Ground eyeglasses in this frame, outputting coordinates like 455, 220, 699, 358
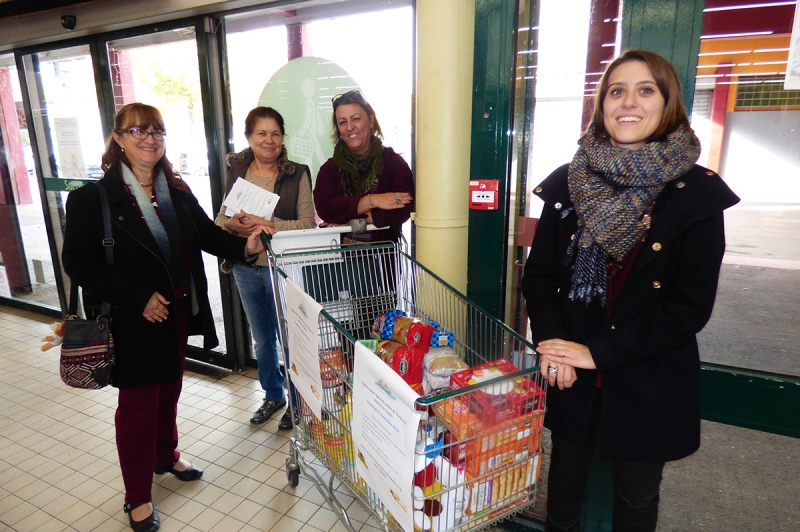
116, 128, 167, 141
331, 90, 364, 105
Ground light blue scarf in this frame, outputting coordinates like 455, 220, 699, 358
119, 164, 194, 315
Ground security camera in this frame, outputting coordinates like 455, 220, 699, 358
61, 15, 77, 31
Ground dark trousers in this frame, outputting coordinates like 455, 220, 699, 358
546, 389, 665, 532
116, 287, 190, 504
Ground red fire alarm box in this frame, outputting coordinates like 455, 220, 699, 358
469, 179, 500, 210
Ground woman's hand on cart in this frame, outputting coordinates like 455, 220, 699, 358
246, 225, 276, 254
538, 339, 595, 389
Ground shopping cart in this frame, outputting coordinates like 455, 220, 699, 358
265, 231, 546, 532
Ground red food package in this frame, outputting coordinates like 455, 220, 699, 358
376, 340, 424, 385
390, 317, 434, 352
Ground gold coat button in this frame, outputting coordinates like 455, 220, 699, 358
570, 233, 575, 241
534, 187, 543, 193
118, 216, 124, 221
706, 170, 714, 176
554, 202, 562, 210
652, 281, 662, 289
610, 325, 616, 330
675, 181, 685, 189
652, 242, 662, 251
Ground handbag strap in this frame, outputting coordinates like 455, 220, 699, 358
67, 182, 114, 318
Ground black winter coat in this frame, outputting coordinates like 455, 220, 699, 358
62, 167, 253, 388
522, 164, 739, 462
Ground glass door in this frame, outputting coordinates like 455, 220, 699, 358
103, 26, 229, 356
17, 44, 107, 310
0, 52, 63, 310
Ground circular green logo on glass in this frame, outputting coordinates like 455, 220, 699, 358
258, 56, 359, 185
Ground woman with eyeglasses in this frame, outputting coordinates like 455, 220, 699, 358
215, 106, 316, 430
314, 90, 414, 242
62, 103, 271, 532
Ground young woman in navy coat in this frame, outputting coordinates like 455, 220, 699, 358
521, 51, 739, 532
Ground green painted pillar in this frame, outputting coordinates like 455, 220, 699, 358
622, 0, 705, 114
467, 0, 517, 319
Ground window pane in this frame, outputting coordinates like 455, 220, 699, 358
692, 1, 800, 377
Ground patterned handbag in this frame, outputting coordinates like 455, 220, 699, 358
60, 182, 115, 389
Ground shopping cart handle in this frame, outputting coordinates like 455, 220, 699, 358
347, 219, 388, 234
260, 230, 272, 250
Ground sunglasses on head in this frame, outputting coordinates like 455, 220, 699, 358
331, 89, 366, 106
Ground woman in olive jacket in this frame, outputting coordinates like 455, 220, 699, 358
521, 51, 739, 532
62, 103, 269, 532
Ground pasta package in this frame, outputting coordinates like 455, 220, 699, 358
390, 316, 434, 351
376, 340, 424, 385
372, 309, 407, 340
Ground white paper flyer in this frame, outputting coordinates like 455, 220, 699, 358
352, 343, 421, 532
284, 279, 324, 418
223, 177, 280, 219
54, 117, 87, 178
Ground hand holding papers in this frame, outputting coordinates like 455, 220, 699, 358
223, 177, 280, 219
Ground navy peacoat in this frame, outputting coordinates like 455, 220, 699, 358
522, 163, 739, 462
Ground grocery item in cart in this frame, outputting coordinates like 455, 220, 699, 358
465, 456, 540, 520
433, 454, 468, 530
431, 396, 482, 441
371, 309, 406, 340
422, 347, 469, 392
320, 348, 343, 387
430, 330, 455, 347
390, 316, 434, 351
449, 359, 545, 426
377, 340, 424, 385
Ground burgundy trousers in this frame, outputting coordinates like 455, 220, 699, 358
116, 287, 190, 504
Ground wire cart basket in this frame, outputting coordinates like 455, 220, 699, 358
267, 233, 546, 532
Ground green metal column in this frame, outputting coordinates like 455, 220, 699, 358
622, 0, 705, 114
467, 0, 517, 319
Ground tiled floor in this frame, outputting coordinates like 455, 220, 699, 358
0, 305, 392, 532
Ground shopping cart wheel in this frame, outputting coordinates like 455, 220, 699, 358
287, 467, 300, 488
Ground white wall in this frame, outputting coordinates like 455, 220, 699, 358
720, 110, 800, 203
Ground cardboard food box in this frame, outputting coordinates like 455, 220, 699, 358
465, 456, 540, 519
468, 409, 544, 457
431, 396, 482, 441
449, 359, 544, 426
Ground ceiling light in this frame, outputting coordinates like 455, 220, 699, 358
704, 1, 795, 12
753, 47, 790, 53
698, 50, 752, 56
701, 31, 773, 39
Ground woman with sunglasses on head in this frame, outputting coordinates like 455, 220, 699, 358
521, 51, 739, 531
215, 106, 316, 430
62, 103, 272, 532
314, 90, 414, 242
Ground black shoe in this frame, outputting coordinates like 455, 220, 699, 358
278, 408, 297, 430
124, 502, 160, 532
153, 461, 203, 481
251, 398, 287, 424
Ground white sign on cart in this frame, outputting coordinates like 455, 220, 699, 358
352, 343, 421, 532
284, 279, 325, 418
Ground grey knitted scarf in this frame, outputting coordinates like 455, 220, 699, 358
566, 123, 701, 306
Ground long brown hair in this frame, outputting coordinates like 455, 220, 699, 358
102, 103, 187, 192
591, 50, 690, 143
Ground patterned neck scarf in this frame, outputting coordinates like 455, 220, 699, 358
333, 136, 385, 196
566, 123, 701, 306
